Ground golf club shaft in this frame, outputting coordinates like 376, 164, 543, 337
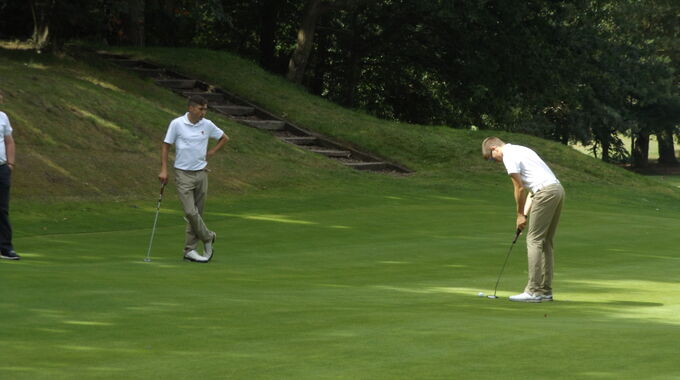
144, 206, 162, 261
491, 228, 522, 297
144, 183, 166, 262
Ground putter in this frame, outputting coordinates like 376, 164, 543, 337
143, 182, 167, 263
488, 228, 522, 299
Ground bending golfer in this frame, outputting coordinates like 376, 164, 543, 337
483, 137, 565, 302
159, 95, 229, 263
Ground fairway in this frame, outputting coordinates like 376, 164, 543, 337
3, 1, 680, 378
3, 179, 680, 380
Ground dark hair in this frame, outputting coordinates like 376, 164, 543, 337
188, 95, 208, 107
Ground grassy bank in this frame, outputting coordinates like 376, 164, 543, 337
1, 45, 680, 379
0, 48, 350, 200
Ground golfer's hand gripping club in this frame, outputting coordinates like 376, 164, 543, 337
512, 227, 522, 244
157, 182, 166, 204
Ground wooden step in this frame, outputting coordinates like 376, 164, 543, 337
96, 51, 412, 174
239, 120, 286, 130
131, 67, 165, 77
342, 161, 390, 171
182, 91, 224, 102
212, 105, 254, 116
98, 52, 130, 60
280, 136, 317, 145
307, 148, 351, 158
110, 58, 145, 67
155, 79, 198, 89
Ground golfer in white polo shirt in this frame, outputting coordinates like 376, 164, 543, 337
0, 90, 19, 261
159, 95, 229, 263
482, 137, 565, 302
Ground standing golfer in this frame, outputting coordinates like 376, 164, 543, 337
483, 137, 564, 302
0, 90, 19, 260
159, 95, 228, 263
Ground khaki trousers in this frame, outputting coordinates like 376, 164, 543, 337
175, 169, 213, 253
524, 183, 565, 295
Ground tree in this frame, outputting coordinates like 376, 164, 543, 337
259, 0, 285, 71
122, 0, 146, 47
287, 0, 334, 83
28, 0, 53, 49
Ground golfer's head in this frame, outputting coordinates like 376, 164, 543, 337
482, 136, 505, 162
188, 95, 208, 121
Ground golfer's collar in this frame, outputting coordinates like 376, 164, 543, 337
182, 113, 202, 126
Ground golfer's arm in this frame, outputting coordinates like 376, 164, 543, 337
510, 174, 527, 216
208, 134, 229, 155
5, 135, 15, 166
160, 142, 170, 171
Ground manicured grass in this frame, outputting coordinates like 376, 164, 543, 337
3, 177, 680, 379
649, 175, 680, 189
2, 45, 679, 379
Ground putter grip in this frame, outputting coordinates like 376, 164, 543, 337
157, 182, 167, 202
513, 228, 522, 244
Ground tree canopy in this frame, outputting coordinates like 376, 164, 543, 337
1, 0, 678, 166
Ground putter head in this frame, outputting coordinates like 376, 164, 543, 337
487, 295, 499, 299
143, 258, 152, 263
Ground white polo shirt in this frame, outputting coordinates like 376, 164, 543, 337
0, 111, 12, 164
502, 143, 559, 193
164, 113, 224, 171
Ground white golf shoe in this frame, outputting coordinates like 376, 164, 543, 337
183, 249, 208, 263
509, 292, 542, 303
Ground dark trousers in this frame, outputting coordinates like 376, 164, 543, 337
0, 164, 12, 253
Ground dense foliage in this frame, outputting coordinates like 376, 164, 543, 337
1, 0, 678, 165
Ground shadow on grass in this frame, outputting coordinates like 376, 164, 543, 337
370, 283, 679, 325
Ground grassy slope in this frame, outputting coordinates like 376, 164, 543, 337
0, 48, 347, 201
113, 48, 678, 191
2, 46, 678, 204
1, 47, 680, 379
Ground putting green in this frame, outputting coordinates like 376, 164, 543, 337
2, 180, 680, 380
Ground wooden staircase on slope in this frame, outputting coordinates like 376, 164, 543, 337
100, 52, 411, 174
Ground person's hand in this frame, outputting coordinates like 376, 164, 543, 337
158, 169, 168, 184
516, 214, 527, 231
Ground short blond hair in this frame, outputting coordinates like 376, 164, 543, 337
481, 136, 505, 159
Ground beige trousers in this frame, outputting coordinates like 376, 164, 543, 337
524, 183, 565, 295
175, 169, 213, 253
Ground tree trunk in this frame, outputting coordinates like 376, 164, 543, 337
29, 0, 52, 49
341, 12, 362, 108
259, 0, 280, 71
123, 0, 146, 47
657, 127, 678, 165
287, 0, 331, 84
631, 131, 650, 167
308, 28, 328, 95
601, 138, 610, 162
